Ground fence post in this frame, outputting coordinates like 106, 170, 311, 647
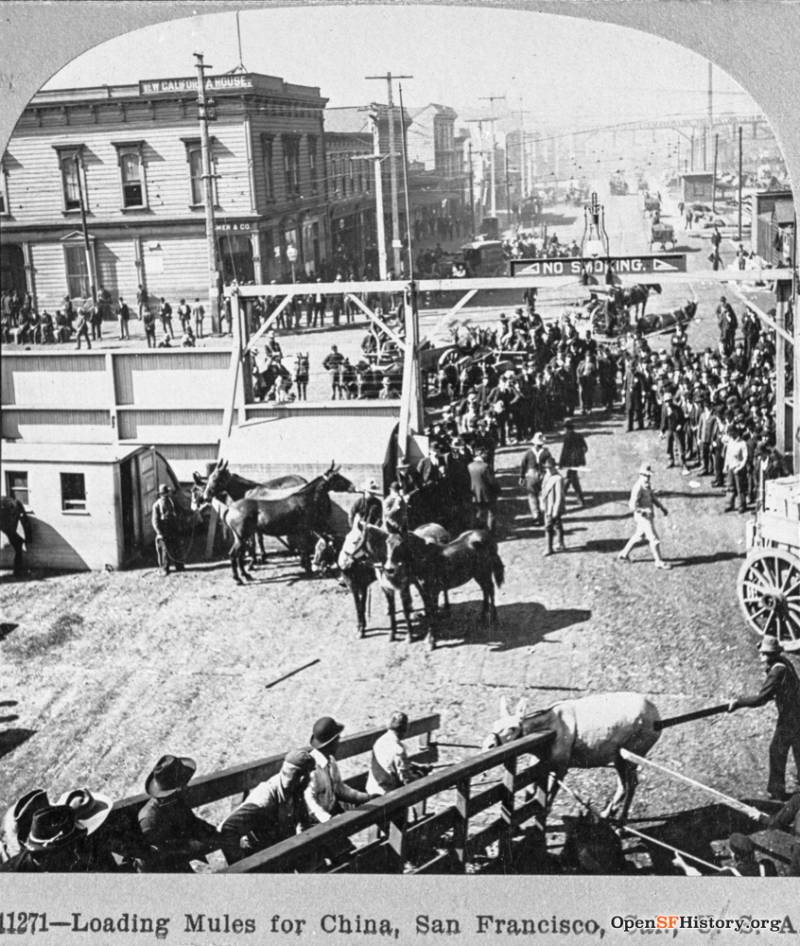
526, 766, 551, 868
386, 807, 409, 873
453, 776, 471, 872
499, 754, 517, 867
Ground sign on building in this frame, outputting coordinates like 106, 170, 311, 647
138, 75, 254, 96
510, 255, 687, 277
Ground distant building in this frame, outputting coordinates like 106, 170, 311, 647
1, 73, 329, 312
752, 189, 795, 266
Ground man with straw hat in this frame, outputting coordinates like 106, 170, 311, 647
728, 636, 800, 800
617, 463, 671, 569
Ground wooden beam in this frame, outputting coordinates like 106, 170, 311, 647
345, 291, 407, 352
729, 285, 793, 344
423, 288, 479, 342
620, 749, 769, 824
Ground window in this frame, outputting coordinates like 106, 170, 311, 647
58, 150, 85, 212
283, 135, 300, 196
113, 141, 147, 209
261, 135, 275, 199
60, 472, 86, 511
5, 471, 29, 506
188, 147, 204, 205
64, 243, 91, 299
307, 136, 318, 194
0, 157, 8, 215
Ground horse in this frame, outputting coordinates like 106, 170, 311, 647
336, 521, 450, 641
617, 284, 662, 322
1, 496, 32, 575
383, 528, 505, 649
481, 693, 661, 823
223, 463, 353, 583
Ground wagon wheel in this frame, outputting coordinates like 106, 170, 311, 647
737, 548, 800, 651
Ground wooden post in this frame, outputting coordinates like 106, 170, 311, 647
499, 755, 517, 867
453, 776, 471, 871
386, 808, 408, 872
526, 767, 551, 867
776, 298, 786, 455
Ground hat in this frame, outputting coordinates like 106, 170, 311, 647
25, 805, 86, 852
281, 749, 315, 776
57, 789, 112, 836
310, 716, 344, 749
639, 463, 653, 476
4, 789, 50, 847
759, 635, 781, 654
728, 833, 755, 858
362, 479, 382, 497
145, 754, 197, 797
532, 432, 545, 446
503, 370, 515, 380
158, 483, 171, 496
564, 420, 574, 429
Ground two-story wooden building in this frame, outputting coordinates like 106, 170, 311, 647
1, 72, 329, 313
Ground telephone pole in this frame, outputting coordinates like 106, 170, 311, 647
468, 141, 476, 236
194, 53, 221, 333
352, 110, 389, 280
480, 94, 505, 218
366, 72, 412, 277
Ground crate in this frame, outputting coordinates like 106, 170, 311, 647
764, 475, 800, 522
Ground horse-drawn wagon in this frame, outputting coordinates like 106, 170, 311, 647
643, 193, 661, 214
737, 475, 800, 651
649, 221, 675, 250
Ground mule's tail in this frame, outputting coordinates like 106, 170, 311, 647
18, 502, 32, 546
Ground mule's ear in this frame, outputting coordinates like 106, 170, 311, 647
514, 698, 527, 718
500, 696, 510, 718
192, 471, 203, 485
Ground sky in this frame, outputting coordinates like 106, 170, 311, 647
42, 4, 759, 133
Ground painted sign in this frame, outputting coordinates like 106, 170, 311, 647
510, 254, 687, 277
139, 74, 254, 96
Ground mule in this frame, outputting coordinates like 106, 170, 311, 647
223, 463, 353, 583
195, 462, 307, 563
617, 283, 662, 322
337, 522, 450, 641
0, 496, 32, 575
383, 528, 505, 649
481, 693, 661, 823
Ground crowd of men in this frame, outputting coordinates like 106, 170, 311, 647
0, 712, 430, 873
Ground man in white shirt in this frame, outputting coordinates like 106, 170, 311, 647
367, 712, 429, 795
723, 424, 749, 513
304, 717, 371, 825
617, 463, 671, 569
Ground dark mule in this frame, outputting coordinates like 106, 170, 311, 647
223, 463, 353, 583
1, 497, 32, 575
618, 283, 661, 321
384, 528, 505, 649
337, 522, 450, 641
195, 461, 307, 562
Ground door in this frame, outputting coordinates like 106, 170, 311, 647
120, 457, 136, 561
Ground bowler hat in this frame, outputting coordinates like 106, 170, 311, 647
57, 788, 112, 836
759, 635, 781, 655
25, 805, 86, 852
310, 716, 344, 749
145, 754, 197, 797
158, 483, 171, 496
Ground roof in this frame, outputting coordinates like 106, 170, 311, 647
1, 441, 144, 465
224, 413, 398, 468
324, 107, 372, 135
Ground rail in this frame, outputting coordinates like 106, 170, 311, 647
224, 730, 555, 874
106, 713, 440, 834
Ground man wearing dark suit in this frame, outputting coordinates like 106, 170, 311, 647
623, 361, 644, 432
468, 449, 500, 534
659, 392, 687, 469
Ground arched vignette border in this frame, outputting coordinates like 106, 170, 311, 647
0, 1, 798, 195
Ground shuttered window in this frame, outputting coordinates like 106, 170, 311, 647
64, 244, 90, 299
60, 154, 82, 211
5, 471, 29, 507
189, 147, 204, 205
283, 136, 301, 196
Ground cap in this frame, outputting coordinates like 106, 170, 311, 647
759, 635, 781, 654
281, 749, 315, 776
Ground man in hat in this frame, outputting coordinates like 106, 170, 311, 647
219, 749, 315, 865
138, 754, 218, 871
519, 433, 552, 526
659, 391, 688, 471
728, 636, 800, 800
1, 789, 49, 861
57, 787, 134, 871
559, 420, 588, 506
305, 717, 372, 825
367, 712, 430, 796
617, 463, 671, 569
383, 480, 410, 534
468, 447, 500, 534
0, 805, 88, 872
349, 479, 384, 528
151, 484, 184, 575
541, 455, 566, 556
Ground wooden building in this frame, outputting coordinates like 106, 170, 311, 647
0, 442, 180, 571
751, 189, 795, 266
1, 72, 329, 312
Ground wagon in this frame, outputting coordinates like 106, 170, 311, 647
737, 475, 800, 651
649, 221, 675, 250
643, 193, 661, 213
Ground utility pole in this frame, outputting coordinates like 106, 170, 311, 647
514, 105, 531, 201
194, 52, 221, 333
479, 94, 505, 218
707, 61, 713, 146
711, 132, 719, 213
366, 72, 412, 277
504, 150, 511, 221
73, 148, 96, 304
468, 141, 476, 236
737, 125, 743, 242
353, 111, 389, 280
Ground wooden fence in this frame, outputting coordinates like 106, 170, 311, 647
224, 730, 555, 874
